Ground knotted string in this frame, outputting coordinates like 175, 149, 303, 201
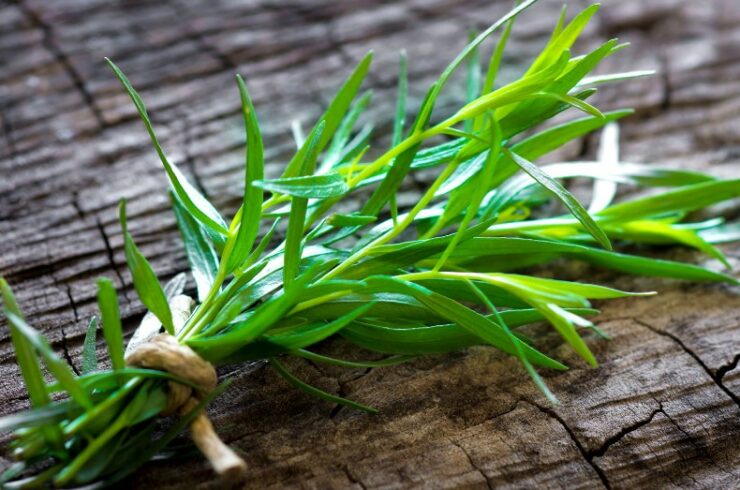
125, 334, 246, 478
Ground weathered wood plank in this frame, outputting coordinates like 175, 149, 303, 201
1, 0, 739, 487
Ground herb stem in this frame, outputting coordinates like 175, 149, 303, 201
54, 401, 132, 486
179, 268, 227, 341
321, 162, 458, 281
63, 378, 141, 437
288, 290, 353, 315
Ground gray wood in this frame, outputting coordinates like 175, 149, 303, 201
1, 0, 739, 488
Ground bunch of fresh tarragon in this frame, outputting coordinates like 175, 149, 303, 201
1, 1, 738, 487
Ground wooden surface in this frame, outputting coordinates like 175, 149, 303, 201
1, 0, 739, 488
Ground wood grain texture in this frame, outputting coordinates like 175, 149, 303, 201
1, 0, 739, 488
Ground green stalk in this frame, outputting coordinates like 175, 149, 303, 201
321, 162, 459, 281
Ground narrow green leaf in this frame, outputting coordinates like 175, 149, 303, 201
254, 173, 348, 199
363, 276, 567, 370
423, 0, 538, 122
171, 194, 219, 302
327, 213, 377, 227
597, 179, 740, 222
393, 51, 408, 147
265, 302, 375, 350
465, 280, 557, 404
1, 279, 64, 449
497, 38, 619, 134
106, 58, 228, 238
341, 308, 597, 355
226, 75, 265, 273
464, 29, 481, 132
82, 316, 99, 374
434, 119, 501, 269
5, 312, 92, 410
539, 91, 604, 119
578, 70, 655, 87
360, 81, 437, 217
271, 358, 377, 413
239, 219, 280, 272
451, 237, 736, 283
282, 52, 373, 178
294, 349, 413, 368
1, 279, 51, 409
481, 9, 515, 96
389, 51, 409, 224
538, 302, 598, 367
605, 220, 730, 268
446, 50, 570, 125
284, 122, 326, 286
504, 148, 612, 250
526, 3, 600, 75
120, 200, 174, 334
97, 278, 125, 371
322, 91, 373, 172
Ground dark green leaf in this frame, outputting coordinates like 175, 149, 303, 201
294, 349, 414, 368
271, 358, 377, 413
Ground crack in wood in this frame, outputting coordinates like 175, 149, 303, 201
0, 111, 18, 164
716, 352, 740, 381
170, 1, 238, 72
61, 284, 81, 375
589, 404, 663, 459
342, 466, 367, 490
634, 318, 740, 409
10, 0, 107, 130
524, 399, 611, 489
450, 441, 493, 490
659, 408, 721, 474
658, 55, 673, 111
330, 367, 373, 419
94, 217, 130, 304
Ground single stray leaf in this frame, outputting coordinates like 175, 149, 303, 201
106, 58, 228, 238
120, 200, 175, 334
271, 358, 377, 413
97, 278, 125, 371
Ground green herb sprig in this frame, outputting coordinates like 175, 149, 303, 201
2, 1, 739, 487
